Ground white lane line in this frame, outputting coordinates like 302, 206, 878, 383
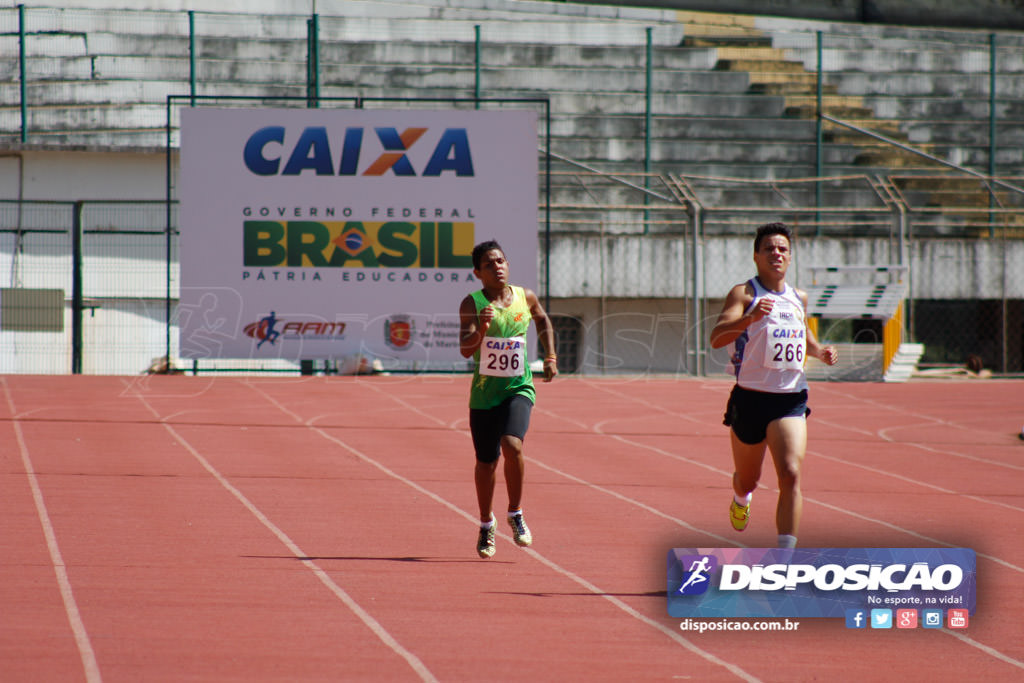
307, 422, 761, 683
582, 383, 1024, 565
814, 385, 1024, 465
581, 398, 1024, 575
574, 381, 1024, 665
943, 630, 1024, 671
807, 448, 1024, 514
527, 452, 744, 547
815, 416, 1024, 473
123, 381, 438, 683
255, 381, 761, 682
256, 378, 1024, 675
3, 378, 102, 683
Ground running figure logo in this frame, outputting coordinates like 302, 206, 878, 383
677, 555, 717, 595
256, 311, 281, 348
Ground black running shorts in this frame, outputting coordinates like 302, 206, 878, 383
723, 384, 809, 445
469, 394, 533, 463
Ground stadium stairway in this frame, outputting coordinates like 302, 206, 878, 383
675, 10, 1024, 175
883, 342, 926, 382
805, 341, 924, 382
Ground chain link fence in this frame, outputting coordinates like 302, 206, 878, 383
542, 168, 1024, 377
0, 200, 173, 374
2, 182, 1021, 375
2, 6, 1024, 375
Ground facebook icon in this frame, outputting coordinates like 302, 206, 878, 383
845, 609, 867, 629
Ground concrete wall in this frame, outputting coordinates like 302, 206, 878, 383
8, 0, 1021, 29
1, 151, 1017, 302
0, 150, 170, 201
4, 0, 677, 22
547, 233, 1024, 300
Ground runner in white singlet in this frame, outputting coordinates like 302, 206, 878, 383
710, 223, 838, 549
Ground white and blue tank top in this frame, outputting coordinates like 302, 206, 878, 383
728, 277, 809, 393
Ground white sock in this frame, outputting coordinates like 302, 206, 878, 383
733, 492, 752, 506
480, 516, 495, 529
507, 509, 522, 520
777, 534, 797, 549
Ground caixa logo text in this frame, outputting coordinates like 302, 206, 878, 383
485, 339, 524, 351
243, 126, 475, 177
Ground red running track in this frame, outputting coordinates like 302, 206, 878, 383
1, 374, 1021, 681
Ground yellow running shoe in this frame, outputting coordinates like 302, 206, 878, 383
729, 499, 750, 531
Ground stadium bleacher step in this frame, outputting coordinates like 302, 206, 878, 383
1, 0, 1022, 187
884, 343, 926, 382
683, 35, 773, 48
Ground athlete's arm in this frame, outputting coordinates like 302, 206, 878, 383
525, 288, 558, 381
459, 294, 493, 358
710, 282, 766, 348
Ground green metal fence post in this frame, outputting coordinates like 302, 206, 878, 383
692, 207, 703, 376
644, 27, 652, 234
72, 201, 84, 374
18, 4, 27, 143
544, 100, 552, 312
307, 14, 320, 108
474, 25, 481, 109
815, 30, 823, 235
989, 33, 997, 238
189, 11, 196, 106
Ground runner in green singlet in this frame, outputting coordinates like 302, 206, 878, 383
459, 240, 557, 558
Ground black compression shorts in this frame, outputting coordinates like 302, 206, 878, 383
469, 394, 533, 463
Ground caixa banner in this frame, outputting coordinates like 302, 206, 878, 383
667, 548, 976, 618
178, 107, 538, 362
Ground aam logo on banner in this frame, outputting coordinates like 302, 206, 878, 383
243, 312, 347, 350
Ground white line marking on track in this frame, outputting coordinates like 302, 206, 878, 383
277, 381, 762, 682
527, 457, 743, 547
943, 630, 1024, 671
307, 422, 761, 683
578, 381, 1024, 662
123, 381, 438, 683
808, 448, 1024, 514
815, 416, 1024, 473
559, 401, 1024, 577
804, 494, 1024, 574
3, 379, 102, 683
815, 385, 1020, 459
584, 384, 1024, 570
251, 378, 1024, 675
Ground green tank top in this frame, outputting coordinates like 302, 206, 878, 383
468, 285, 536, 409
